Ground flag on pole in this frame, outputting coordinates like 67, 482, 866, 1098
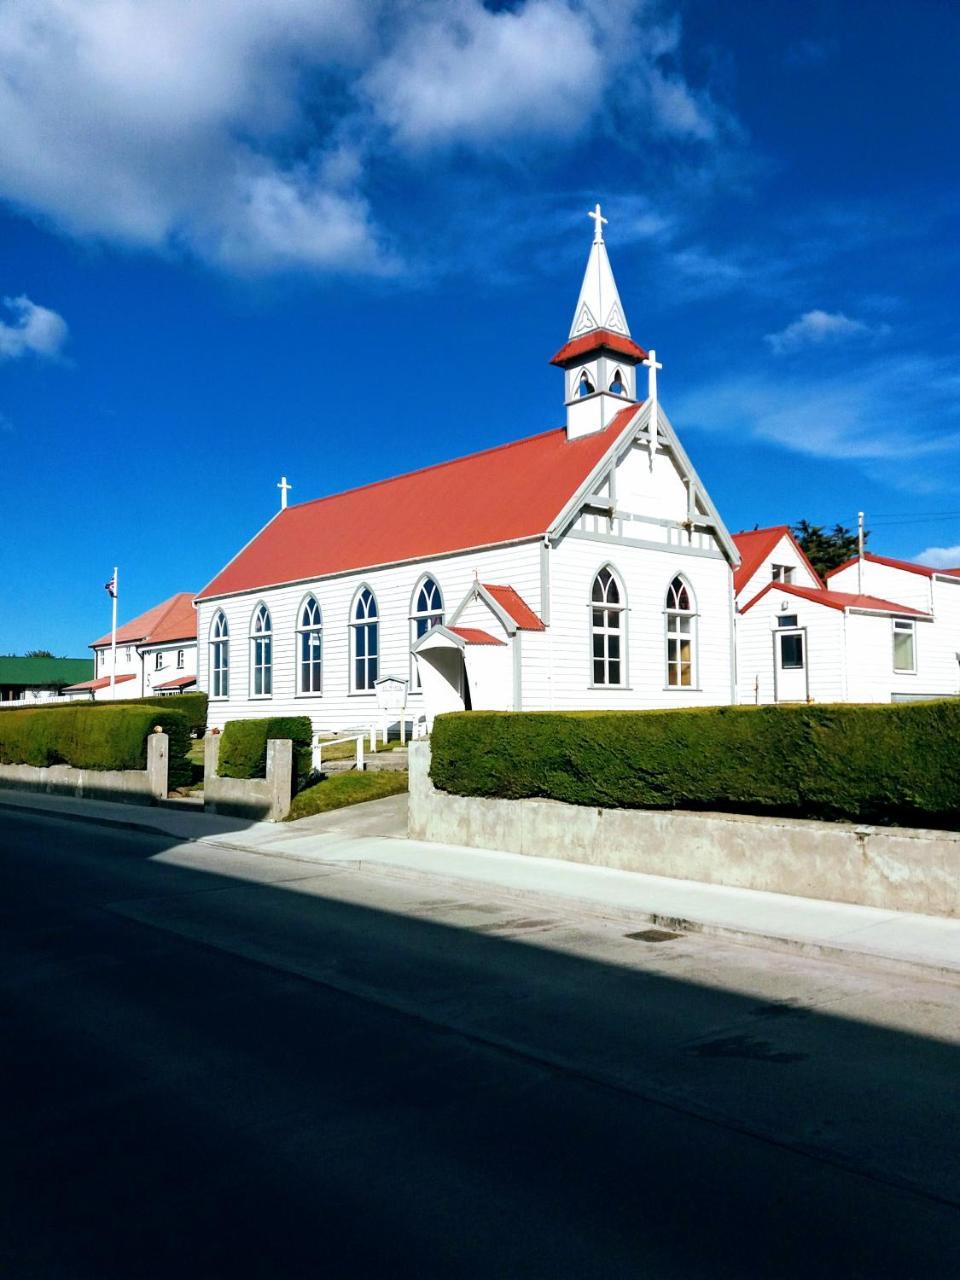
105, 573, 117, 598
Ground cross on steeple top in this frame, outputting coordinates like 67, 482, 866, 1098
277, 475, 292, 510
588, 203, 608, 244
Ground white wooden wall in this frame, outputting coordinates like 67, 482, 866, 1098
197, 541, 543, 732
736, 595, 845, 704
141, 640, 198, 693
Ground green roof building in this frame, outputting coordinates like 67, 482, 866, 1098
0, 656, 95, 703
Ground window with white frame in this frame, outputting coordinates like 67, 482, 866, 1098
665, 575, 696, 688
125, 646, 131, 661
410, 577, 443, 688
771, 564, 795, 583
297, 596, 323, 694
352, 587, 379, 692
177, 649, 184, 670
155, 652, 164, 671
210, 612, 229, 698
893, 619, 916, 673
591, 566, 625, 686
250, 603, 272, 697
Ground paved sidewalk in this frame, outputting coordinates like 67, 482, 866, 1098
2, 787, 959, 977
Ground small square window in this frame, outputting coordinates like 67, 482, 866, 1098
777, 614, 799, 628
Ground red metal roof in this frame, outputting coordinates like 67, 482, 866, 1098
62, 673, 137, 692
92, 593, 197, 649
482, 584, 545, 631
550, 329, 648, 366
827, 552, 960, 581
731, 525, 823, 595
198, 408, 639, 600
740, 581, 931, 617
153, 674, 198, 690
448, 627, 505, 646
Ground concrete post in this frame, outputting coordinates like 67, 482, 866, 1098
146, 732, 169, 800
204, 733, 221, 782
266, 738, 293, 821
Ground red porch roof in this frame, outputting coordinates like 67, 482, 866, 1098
153, 674, 198, 690
741, 581, 930, 617
62, 673, 137, 692
482, 584, 545, 631
448, 627, 505, 646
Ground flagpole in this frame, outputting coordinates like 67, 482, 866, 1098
109, 567, 118, 698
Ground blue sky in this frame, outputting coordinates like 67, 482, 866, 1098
1, 0, 959, 655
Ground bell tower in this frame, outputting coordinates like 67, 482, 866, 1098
550, 204, 648, 440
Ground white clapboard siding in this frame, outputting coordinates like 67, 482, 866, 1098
829, 559, 932, 612
198, 541, 542, 732
532, 531, 735, 710
736, 594, 845, 704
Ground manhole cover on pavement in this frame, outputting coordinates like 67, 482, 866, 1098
625, 928, 682, 943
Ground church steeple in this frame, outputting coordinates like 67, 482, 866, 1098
569, 204, 630, 339
550, 204, 648, 441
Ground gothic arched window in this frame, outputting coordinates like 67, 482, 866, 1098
665, 575, 696, 688
352, 587, 379, 692
250, 603, 273, 697
210, 611, 229, 699
609, 368, 625, 395
297, 596, 323, 694
578, 371, 595, 397
410, 577, 444, 688
591, 566, 625, 686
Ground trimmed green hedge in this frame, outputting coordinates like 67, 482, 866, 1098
430, 703, 960, 826
218, 717, 313, 790
0, 704, 192, 788
91, 692, 208, 736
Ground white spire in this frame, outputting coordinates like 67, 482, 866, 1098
569, 203, 630, 340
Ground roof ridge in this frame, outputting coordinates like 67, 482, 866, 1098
285, 426, 569, 515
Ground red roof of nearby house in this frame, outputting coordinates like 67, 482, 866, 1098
826, 552, 960, 581
550, 329, 648, 366
92, 593, 197, 649
62, 673, 137, 692
198, 407, 640, 600
740, 581, 931, 617
153, 674, 198, 690
731, 525, 823, 595
482, 584, 546, 631
448, 627, 505, 646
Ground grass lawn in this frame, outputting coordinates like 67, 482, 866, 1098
288, 770, 408, 821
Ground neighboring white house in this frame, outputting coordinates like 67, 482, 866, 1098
65, 592, 198, 700
733, 529, 960, 704
195, 210, 741, 733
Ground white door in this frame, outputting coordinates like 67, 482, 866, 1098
774, 628, 808, 702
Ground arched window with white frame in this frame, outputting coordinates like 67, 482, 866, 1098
591, 566, 625, 686
250, 603, 273, 697
351, 586, 379, 692
297, 596, 323, 694
210, 611, 229, 698
665, 575, 696, 688
410, 576, 444, 688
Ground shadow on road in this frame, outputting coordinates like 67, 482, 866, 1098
2, 804, 959, 1279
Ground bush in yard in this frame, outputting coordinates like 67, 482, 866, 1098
0, 704, 192, 787
430, 702, 960, 827
218, 717, 313, 790
95, 692, 209, 736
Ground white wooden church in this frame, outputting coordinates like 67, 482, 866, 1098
196, 208, 741, 732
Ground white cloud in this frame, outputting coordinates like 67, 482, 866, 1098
0, 0, 732, 273
765, 309, 886, 354
915, 545, 960, 569
0, 296, 67, 359
672, 351, 960, 491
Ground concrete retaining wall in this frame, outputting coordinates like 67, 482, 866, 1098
0, 732, 169, 805
408, 741, 960, 918
203, 735, 293, 822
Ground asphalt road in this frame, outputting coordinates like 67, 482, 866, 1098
3, 806, 960, 1279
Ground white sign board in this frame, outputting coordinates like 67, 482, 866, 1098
374, 675, 408, 712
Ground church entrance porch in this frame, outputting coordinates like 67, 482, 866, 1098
413, 625, 517, 728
